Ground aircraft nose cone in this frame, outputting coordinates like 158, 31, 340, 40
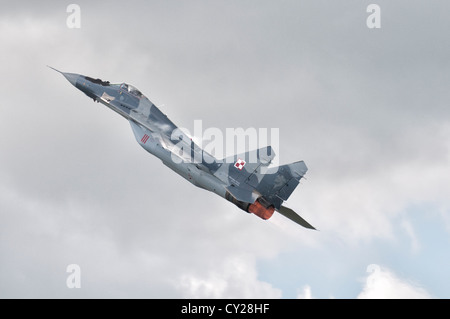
47, 66, 81, 87
62, 72, 80, 87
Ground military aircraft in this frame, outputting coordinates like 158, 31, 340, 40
49, 67, 315, 229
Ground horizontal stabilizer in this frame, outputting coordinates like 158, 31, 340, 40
277, 206, 316, 230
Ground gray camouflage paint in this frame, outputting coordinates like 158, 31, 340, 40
50, 67, 314, 229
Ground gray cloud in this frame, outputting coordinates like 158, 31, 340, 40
1, 0, 449, 298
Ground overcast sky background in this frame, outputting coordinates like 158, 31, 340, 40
0, 0, 449, 298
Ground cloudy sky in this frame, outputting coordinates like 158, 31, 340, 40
1, 0, 449, 298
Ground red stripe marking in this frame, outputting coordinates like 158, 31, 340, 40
141, 134, 149, 144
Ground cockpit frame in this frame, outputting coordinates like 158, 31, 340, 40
120, 83, 143, 98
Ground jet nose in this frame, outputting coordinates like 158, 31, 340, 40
47, 66, 81, 87
62, 72, 80, 87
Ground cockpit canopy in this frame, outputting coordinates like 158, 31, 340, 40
83, 76, 145, 99
120, 83, 143, 98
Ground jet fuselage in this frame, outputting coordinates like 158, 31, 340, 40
51, 68, 314, 229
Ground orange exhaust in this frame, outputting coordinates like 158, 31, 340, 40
248, 201, 275, 220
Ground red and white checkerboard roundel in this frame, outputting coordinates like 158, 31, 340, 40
234, 158, 246, 170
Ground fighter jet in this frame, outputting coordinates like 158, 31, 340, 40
50, 67, 315, 229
